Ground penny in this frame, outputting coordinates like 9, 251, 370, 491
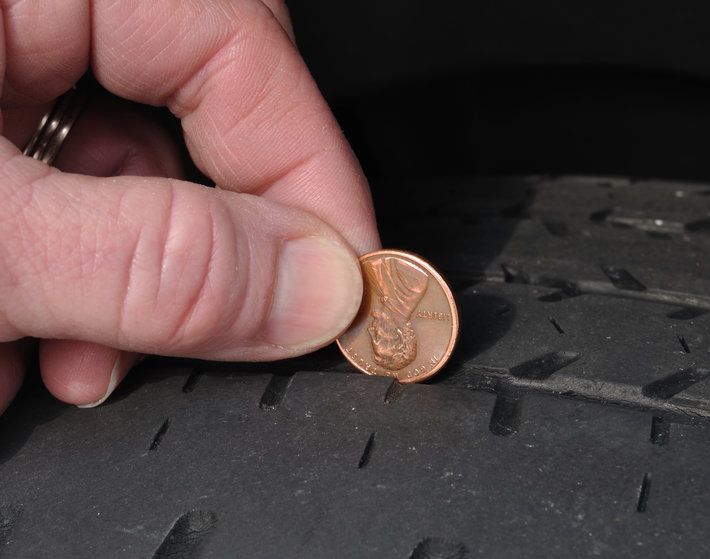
336, 249, 459, 383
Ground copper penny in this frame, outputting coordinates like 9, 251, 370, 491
336, 249, 459, 383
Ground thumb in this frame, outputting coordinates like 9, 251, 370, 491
0, 149, 363, 360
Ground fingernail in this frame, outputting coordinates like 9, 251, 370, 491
77, 353, 121, 409
267, 236, 363, 349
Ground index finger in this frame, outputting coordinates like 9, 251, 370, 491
2, 0, 380, 253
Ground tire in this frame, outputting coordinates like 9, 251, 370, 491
1, 176, 709, 558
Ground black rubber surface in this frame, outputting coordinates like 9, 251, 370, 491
2, 176, 710, 558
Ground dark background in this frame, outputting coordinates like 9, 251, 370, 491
288, 1, 710, 183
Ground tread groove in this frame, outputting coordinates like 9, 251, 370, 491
182, 371, 203, 394
600, 265, 647, 291
152, 510, 217, 559
384, 380, 407, 404
684, 217, 710, 232
501, 263, 531, 284
650, 416, 670, 445
543, 220, 570, 237
589, 207, 614, 222
494, 304, 512, 316
489, 391, 522, 436
409, 537, 468, 559
445, 363, 710, 423
548, 317, 565, 334
667, 307, 708, 320
509, 351, 581, 380
636, 473, 652, 513
259, 373, 295, 410
678, 336, 691, 354
643, 367, 710, 399
358, 432, 376, 469
149, 419, 172, 451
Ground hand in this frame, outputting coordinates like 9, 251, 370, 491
0, 0, 380, 411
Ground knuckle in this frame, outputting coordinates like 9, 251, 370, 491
3, 0, 88, 104
119, 185, 252, 352
260, 0, 290, 21
157, 204, 224, 350
169, 1, 291, 117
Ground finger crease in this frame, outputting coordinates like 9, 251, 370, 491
116, 227, 143, 346
250, 149, 321, 197
164, 28, 250, 117
164, 199, 218, 349
155, 184, 176, 302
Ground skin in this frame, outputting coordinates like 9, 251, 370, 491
0, 0, 380, 411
